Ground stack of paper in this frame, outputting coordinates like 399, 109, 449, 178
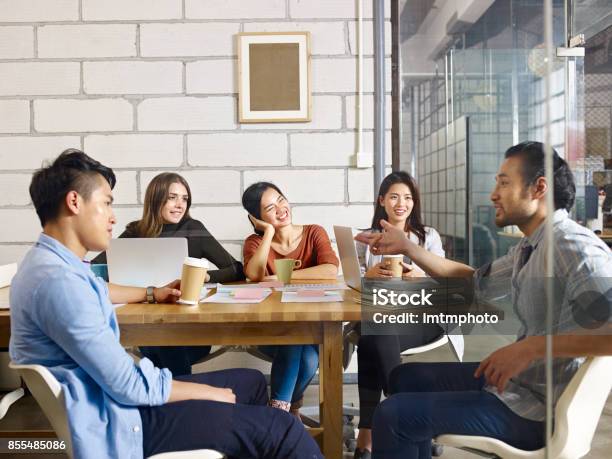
202, 284, 272, 304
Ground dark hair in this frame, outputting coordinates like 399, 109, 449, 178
29, 149, 116, 226
242, 182, 286, 236
504, 141, 576, 211
372, 171, 426, 245
127, 173, 192, 237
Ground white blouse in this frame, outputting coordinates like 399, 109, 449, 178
356, 226, 445, 275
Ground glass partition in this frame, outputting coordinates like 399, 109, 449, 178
393, 1, 609, 457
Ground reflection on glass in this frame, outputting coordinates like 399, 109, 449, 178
393, 0, 611, 457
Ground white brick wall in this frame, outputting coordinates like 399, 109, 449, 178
0, 137, 81, 170
0, 174, 32, 206
140, 23, 240, 57
0, 27, 34, 59
0, 101, 30, 134
0, 209, 41, 242
345, 94, 393, 129
288, 0, 391, 19
291, 132, 361, 166
82, 0, 182, 21
35, 99, 133, 133
189, 206, 252, 241
348, 21, 392, 56
38, 25, 137, 58
141, 170, 241, 204
84, 62, 183, 95
84, 134, 183, 168
186, 60, 235, 94
186, 0, 286, 19
241, 95, 342, 130
243, 22, 346, 55
112, 171, 138, 205
348, 168, 375, 203
244, 169, 345, 203
0, 1, 392, 266
0, 63, 80, 96
188, 133, 287, 167
313, 57, 392, 93
138, 97, 236, 131
0, 0, 78, 22
291, 204, 372, 239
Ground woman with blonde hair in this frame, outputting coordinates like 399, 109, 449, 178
94, 172, 244, 375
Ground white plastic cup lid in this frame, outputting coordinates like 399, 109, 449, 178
384, 254, 404, 258
183, 257, 209, 268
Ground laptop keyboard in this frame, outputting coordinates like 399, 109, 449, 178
279, 283, 349, 291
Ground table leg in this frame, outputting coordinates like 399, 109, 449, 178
319, 322, 343, 458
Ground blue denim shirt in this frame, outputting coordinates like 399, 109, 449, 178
9, 234, 172, 459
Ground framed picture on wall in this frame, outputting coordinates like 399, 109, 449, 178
237, 32, 311, 123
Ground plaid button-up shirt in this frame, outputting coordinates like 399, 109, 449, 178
475, 209, 612, 421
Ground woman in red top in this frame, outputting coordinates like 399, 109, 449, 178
242, 182, 339, 414
242, 182, 339, 281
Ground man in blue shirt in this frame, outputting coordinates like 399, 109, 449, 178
355, 142, 612, 459
9, 149, 322, 459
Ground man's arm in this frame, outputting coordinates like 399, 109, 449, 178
168, 379, 235, 404
475, 334, 612, 394
37, 272, 234, 406
108, 280, 181, 304
355, 219, 474, 278
528, 334, 612, 358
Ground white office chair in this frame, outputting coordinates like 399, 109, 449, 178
0, 385, 25, 420
0, 263, 25, 420
9, 362, 225, 459
436, 356, 612, 458
400, 333, 464, 362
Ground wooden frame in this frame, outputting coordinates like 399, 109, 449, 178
237, 32, 311, 123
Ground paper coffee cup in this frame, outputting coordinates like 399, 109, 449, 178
178, 257, 208, 305
383, 254, 403, 278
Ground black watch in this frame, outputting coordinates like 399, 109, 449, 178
146, 286, 155, 304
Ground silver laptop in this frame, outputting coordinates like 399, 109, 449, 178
107, 238, 188, 288
333, 225, 362, 292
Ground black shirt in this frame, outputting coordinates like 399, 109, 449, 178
93, 217, 245, 284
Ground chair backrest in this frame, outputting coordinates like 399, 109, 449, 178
551, 356, 612, 459
9, 362, 73, 459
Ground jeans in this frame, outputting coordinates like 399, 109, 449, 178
139, 345, 212, 376
357, 324, 444, 428
259, 345, 319, 403
372, 362, 545, 459
139, 369, 322, 459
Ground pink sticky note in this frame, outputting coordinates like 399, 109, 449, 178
258, 281, 284, 288
234, 288, 266, 300
296, 289, 326, 297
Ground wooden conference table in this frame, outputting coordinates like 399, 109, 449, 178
0, 283, 361, 459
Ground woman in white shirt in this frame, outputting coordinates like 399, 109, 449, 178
353, 171, 445, 459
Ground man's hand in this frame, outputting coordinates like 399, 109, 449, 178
474, 339, 538, 394
355, 219, 412, 256
153, 279, 181, 303
205, 386, 236, 404
401, 262, 426, 279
